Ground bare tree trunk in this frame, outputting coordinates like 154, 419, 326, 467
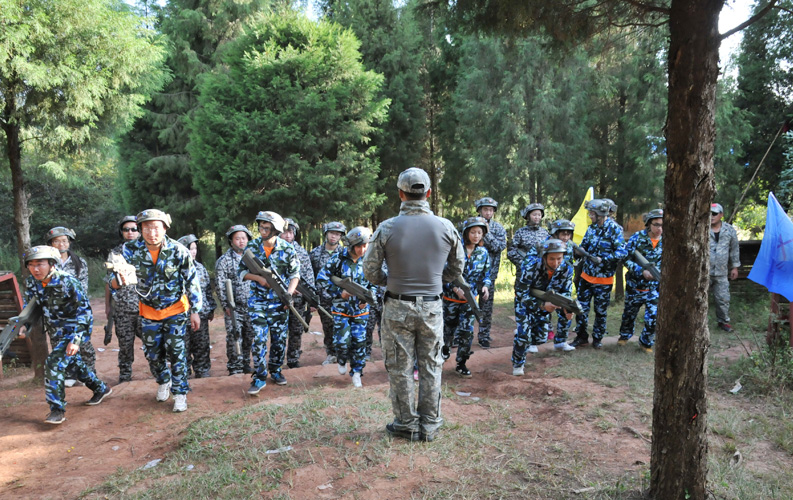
651, 1, 723, 498
5, 122, 32, 272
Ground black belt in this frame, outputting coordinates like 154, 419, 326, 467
385, 291, 441, 302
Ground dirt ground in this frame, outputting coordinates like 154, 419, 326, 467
0, 299, 652, 499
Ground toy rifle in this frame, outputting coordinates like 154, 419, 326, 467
104, 296, 114, 346
330, 276, 377, 307
241, 250, 310, 330
570, 243, 603, 265
529, 288, 583, 315
633, 250, 661, 281
1, 297, 41, 360
225, 279, 242, 357
295, 281, 333, 320
451, 278, 483, 322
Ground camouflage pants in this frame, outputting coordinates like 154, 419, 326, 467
141, 313, 190, 395
333, 310, 369, 374
575, 281, 613, 341
381, 296, 444, 436
551, 308, 573, 343
65, 338, 96, 379
286, 297, 308, 366
46, 336, 106, 412
224, 309, 254, 373
365, 297, 383, 356
709, 275, 731, 324
443, 299, 476, 363
619, 287, 659, 347
477, 289, 495, 342
249, 300, 289, 383
319, 298, 336, 357
114, 310, 142, 382
186, 316, 211, 378
512, 298, 550, 367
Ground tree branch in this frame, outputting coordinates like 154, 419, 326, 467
621, 0, 670, 15
720, 0, 780, 40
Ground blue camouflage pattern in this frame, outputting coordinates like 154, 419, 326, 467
141, 313, 190, 394
215, 248, 254, 373
310, 243, 342, 357
619, 229, 662, 347
507, 225, 550, 266
478, 219, 506, 342
186, 261, 215, 377
443, 246, 491, 362
287, 241, 315, 366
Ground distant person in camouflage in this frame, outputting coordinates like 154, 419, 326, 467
109, 209, 202, 413
216, 225, 255, 375
310, 221, 346, 365
441, 217, 491, 378
363, 167, 465, 442
282, 218, 314, 368
571, 199, 627, 349
105, 216, 142, 383
545, 220, 577, 350
619, 209, 663, 352
24, 246, 112, 425
512, 239, 575, 376
46, 226, 95, 382
178, 234, 217, 378
316, 227, 376, 388
474, 197, 506, 348
507, 203, 549, 266
239, 211, 300, 394
709, 203, 740, 332
364, 263, 387, 360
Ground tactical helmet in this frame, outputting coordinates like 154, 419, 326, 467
520, 203, 545, 220
587, 199, 610, 217
117, 216, 138, 238
45, 226, 76, 243
643, 209, 664, 225
541, 238, 567, 257
136, 209, 172, 229
603, 198, 618, 214
475, 197, 498, 211
461, 216, 489, 235
549, 219, 575, 236
177, 234, 199, 249
346, 226, 372, 247
284, 218, 300, 233
323, 221, 346, 235
24, 245, 61, 264
255, 211, 285, 233
225, 224, 253, 241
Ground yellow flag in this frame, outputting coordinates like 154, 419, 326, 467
571, 187, 594, 245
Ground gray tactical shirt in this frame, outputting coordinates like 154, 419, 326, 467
363, 200, 465, 296
709, 221, 740, 277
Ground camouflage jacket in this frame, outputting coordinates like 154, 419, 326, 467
238, 236, 300, 303
623, 229, 662, 291
481, 219, 507, 282
24, 268, 92, 345
515, 255, 574, 307
195, 261, 217, 318
57, 253, 89, 294
294, 242, 316, 289
118, 235, 203, 314
507, 225, 550, 266
310, 243, 342, 279
108, 243, 139, 314
579, 218, 628, 278
215, 248, 250, 310
316, 247, 376, 313
709, 222, 740, 277
442, 246, 491, 299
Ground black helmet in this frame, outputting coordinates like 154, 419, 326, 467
117, 216, 138, 238
586, 199, 610, 217
475, 197, 498, 211
461, 216, 489, 235
603, 198, 618, 214
549, 219, 575, 236
520, 203, 545, 220
541, 238, 567, 257
225, 224, 253, 241
643, 209, 664, 225
45, 226, 76, 243
177, 234, 199, 249
323, 221, 346, 235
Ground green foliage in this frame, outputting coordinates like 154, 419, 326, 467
187, 10, 389, 231
779, 132, 793, 209
714, 77, 753, 215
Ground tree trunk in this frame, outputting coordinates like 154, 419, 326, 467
5, 122, 32, 272
651, 1, 723, 499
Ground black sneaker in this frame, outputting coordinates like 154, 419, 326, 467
86, 386, 113, 406
386, 423, 420, 442
592, 340, 603, 349
478, 339, 490, 348
570, 337, 589, 348
441, 345, 450, 361
287, 361, 300, 369
270, 372, 287, 386
45, 409, 65, 425
455, 362, 472, 378
242, 365, 253, 374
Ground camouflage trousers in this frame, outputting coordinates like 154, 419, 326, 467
619, 287, 658, 347
46, 336, 107, 412
381, 296, 444, 436
224, 309, 254, 374
65, 338, 96, 379
365, 297, 383, 356
551, 308, 573, 343
114, 310, 142, 382
186, 316, 211, 378
477, 289, 495, 343
709, 275, 731, 324
249, 300, 289, 383
287, 297, 309, 367
333, 310, 369, 375
141, 313, 190, 395
574, 281, 613, 341
512, 298, 550, 367
319, 298, 336, 357
443, 298, 476, 363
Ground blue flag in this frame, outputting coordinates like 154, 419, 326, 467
748, 192, 793, 301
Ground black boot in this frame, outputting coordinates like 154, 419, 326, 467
455, 361, 472, 378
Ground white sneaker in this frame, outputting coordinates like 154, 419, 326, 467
322, 355, 337, 366
64, 379, 76, 388
555, 342, 575, 352
173, 394, 187, 412
338, 363, 347, 375
512, 366, 524, 376
156, 382, 172, 402
527, 345, 539, 354
352, 373, 362, 388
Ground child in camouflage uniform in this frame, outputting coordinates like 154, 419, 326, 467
178, 234, 217, 378
507, 203, 549, 267
474, 197, 507, 348
282, 218, 315, 368
441, 217, 491, 378
24, 246, 112, 425
310, 221, 346, 365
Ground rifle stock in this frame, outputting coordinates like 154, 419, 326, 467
633, 250, 661, 282
296, 281, 333, 320
241, 250, 309, 330
529, 288, 583, 315
225, 279, 242, 357
1, 297, 41, 360
330, 276, 376, 307
103, 297, 114, 346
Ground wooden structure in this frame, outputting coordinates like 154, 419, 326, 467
0, 271, 46, 379
768, 294, 793, 347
